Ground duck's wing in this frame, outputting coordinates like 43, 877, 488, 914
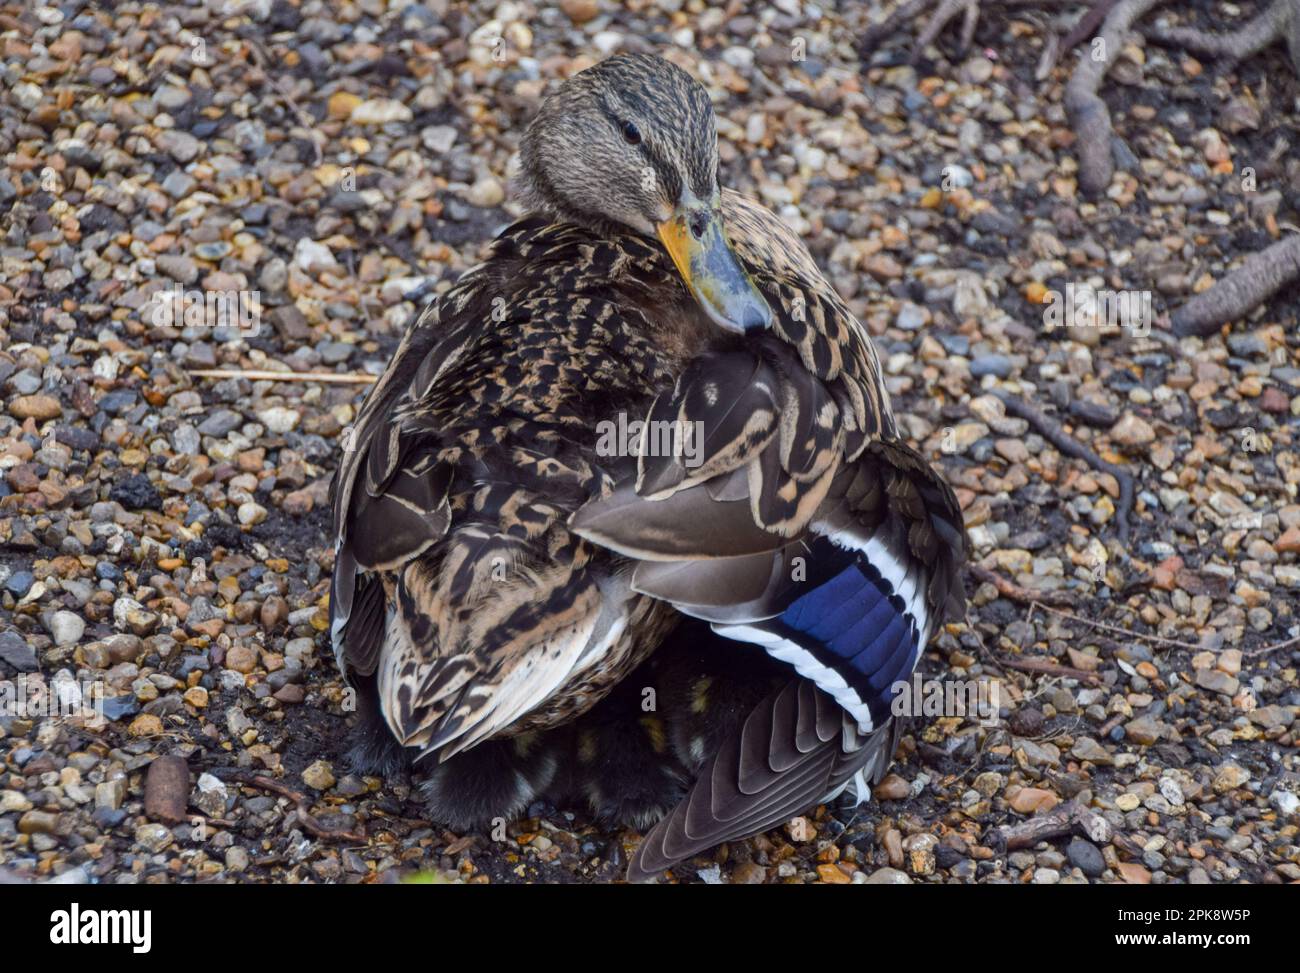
331, 222, 682, 762
571, 345, 967, 880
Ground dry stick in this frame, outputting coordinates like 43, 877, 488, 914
1136, 0, 1300, 336
913, 0, 1094, 61
992, 390, 1135, 544
996, 654, 1102, 683
189, 368, 377, 384
969, 562, 1077, 607
1034, 601, 1204, 649
959, 0, 982, 50
1065, 0, 1166, 196
243, 775, 367, 843
1244, 633, 1300, 657
1142, 0, 1300, 73
1097, 712, 1126, 737
1171, 234, 1300, 337
973, 565, 1206, 650
997, 801, 1078, 849
194, 814, 239, 830
994, 799, 1109, 850
245, 38, 324, 166
1034, 26, 1062, 80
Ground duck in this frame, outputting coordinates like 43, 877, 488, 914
328, 52, 968, 878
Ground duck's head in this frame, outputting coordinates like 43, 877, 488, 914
517, 53, 772, 335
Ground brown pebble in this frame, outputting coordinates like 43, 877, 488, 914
9, 394, 62, 421
883, 828, 904, 868
260, 595, 289, 629
817, 863, 852, 884
1009, 787, 1060, 814
730, 861, 767, 884
874, 773, 910, 801
1116, 862, 1152, 884
18, 810, 59, 835
190, 618, 224, 638
786, 816, 815, 841
1260, 387, 1291, 413
105, 634, 143, 664
559, 0, 600, 24
144, 755, 190, 824
1009, 707, 1044, 736
225, 645, 258, 674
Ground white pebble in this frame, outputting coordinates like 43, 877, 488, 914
47, 611, 85, 647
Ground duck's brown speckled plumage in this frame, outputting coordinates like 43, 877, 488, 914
330, 188, 891, 759
329, 53, 966, 869
332, 220, 691, 757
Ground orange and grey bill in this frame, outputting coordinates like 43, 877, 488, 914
657, 209, 772, 334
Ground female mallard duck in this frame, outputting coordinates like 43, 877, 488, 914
330, 52, 967, 879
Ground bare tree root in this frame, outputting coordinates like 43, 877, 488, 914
915, 0, 983, 61
1142, 0, 1300, 75
859, 0, 1087, 62
1065, 0, 1166, 197
993, 390, 1136, 544
1172, 235, 1300, 336
859, 0, 939, 58
1037, 0, 1123, 76
1134, 1, 1300, 334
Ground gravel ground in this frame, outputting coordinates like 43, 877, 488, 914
1, 0, 1298, 884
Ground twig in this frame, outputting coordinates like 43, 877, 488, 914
992, 390, 1135, 544
245, 38, 324, 165
1244, 633, 1300, 657
188, 369, 377, 384
973, 565, 1207, 650
969, 563, 1077, 608
193, 814, 239, 830
1034, 23, 1062, 80
1098, 712, 1126, 736
222, 772, 368, 843
295, 809, 367, 843
861, 0, 1125, 63
1064, 0, 1166, 196
245, 774, 304, 803
995, 655, 1102, 684
1171, 235, 1300, 337
991, 799, 1109, 850
1033, 601, 1204, 650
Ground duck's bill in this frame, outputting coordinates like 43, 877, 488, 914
657, 210, 772, 334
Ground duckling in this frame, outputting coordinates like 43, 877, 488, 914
329, 52, 968, 852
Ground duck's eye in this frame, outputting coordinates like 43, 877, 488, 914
621, 120, 641, 145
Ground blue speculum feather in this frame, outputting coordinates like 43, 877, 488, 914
774, 552, 920, 726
